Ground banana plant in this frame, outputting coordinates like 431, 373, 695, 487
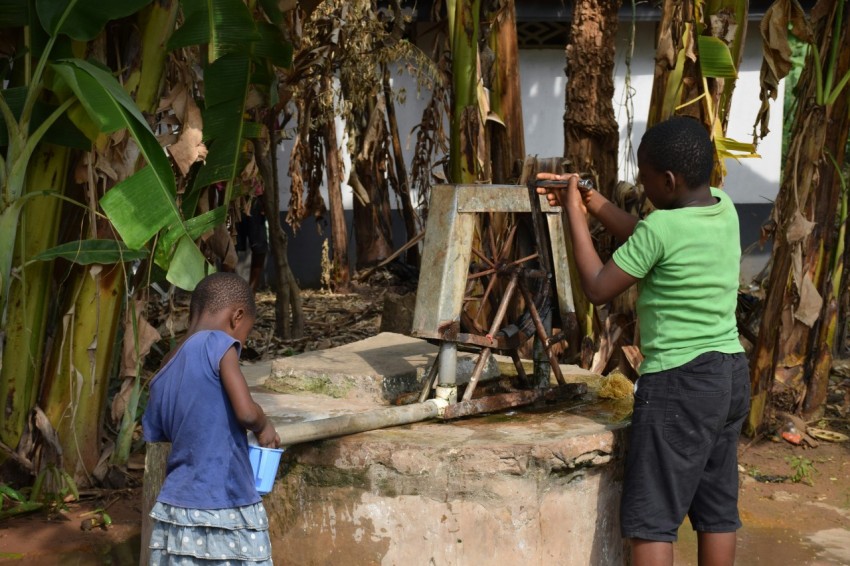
168, 0, 292, 219
0, 0, 156, 453
0, 0, 214, 330
0, 0, 219, 467
646, 0, 757, 182
38, 0, 293, 475
747, 0, 850, 434
55, 58, 211, 287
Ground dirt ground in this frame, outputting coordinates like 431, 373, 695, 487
1, 284, 849, 565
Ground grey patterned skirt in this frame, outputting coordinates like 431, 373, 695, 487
148, 501, 273, 565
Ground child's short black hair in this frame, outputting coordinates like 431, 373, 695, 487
639, 116, 714, 189
190, 272, 257, 320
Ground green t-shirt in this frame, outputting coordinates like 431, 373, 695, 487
612, 187, 744, 375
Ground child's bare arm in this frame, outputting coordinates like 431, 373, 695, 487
538, 173, 638, 305
584, 191, 639, 242
220, 347, 281, 447
536, 173, 638, 242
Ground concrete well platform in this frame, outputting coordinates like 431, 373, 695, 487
251, 333, 628, 565
264, 403, 628, 565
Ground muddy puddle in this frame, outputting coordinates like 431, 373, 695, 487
0, 535, 140, 566
674, 519, 849, 565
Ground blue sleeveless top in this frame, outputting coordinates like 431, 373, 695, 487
143, 330, 260, 509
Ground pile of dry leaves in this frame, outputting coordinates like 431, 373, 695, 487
139, 280, 393, 374
245, 288, 386, 360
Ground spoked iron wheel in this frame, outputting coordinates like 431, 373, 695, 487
450, 211, 568, 401
462, 213, 554, 351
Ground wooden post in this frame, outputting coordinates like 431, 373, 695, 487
140, 443, 170, 566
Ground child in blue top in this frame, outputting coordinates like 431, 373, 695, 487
537, 116, 749, 566
143, 272, 281, 565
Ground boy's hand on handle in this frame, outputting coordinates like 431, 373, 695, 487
256, 420, 280, 448
535, 173, 591, 216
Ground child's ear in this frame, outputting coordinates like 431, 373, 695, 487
664, 170, 677, 192
230, 307, 245, 329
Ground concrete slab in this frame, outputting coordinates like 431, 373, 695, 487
265, 332, 602, 406
266, 332, 501, 404
241, 360, 273, 387
143, 334, 626, 566
244, 332, 610, 452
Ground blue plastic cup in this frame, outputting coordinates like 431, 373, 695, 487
248, 445, 284, 495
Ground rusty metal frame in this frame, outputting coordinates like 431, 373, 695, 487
412, 184, 576, 343
441, 383, 587, 420
411, 183, 579, 413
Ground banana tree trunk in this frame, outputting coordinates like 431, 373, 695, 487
705, 0, 748, 185
382, 64, 420, 267
448, 0, 482, 185
647, 0, 700, 126
563, 0, 621, 360
487, 0, 524, 184
0, 144, 70, 453
351, 98, 395, 269
647, 0, 750, 180
564, 0, 620, 198
322, 75, 351, 292
253, 134, 304, 339
40, 263, 124, 484
747, 1, 850, 434
708, 0, 748, 128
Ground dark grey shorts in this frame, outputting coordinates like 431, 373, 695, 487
236, 199, 269, 255
620, 351, 750, 542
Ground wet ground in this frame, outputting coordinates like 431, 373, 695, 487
675, 436, 850, 566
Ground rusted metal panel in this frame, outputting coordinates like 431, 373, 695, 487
411, 185, 475, 340
548, 211, 577, 323
456, 184, 562, 214
441, 383, 587, 420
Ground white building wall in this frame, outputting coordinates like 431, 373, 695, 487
520, 22, 783, 204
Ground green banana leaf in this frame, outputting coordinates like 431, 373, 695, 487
51, 59, 151, 135
52, 58, 210, 290
169, 234, 212, 290
32, 240, 149, 264
190, 53, 252, 204
258, 0, 285, 24
697, 36, 737, 79
154, 206, 227, 268
168, 0, 259, 61
254, 22, 293, 68
168, 0, 292, 209
0, 86, 90, 149
169, 0, 255, 215
185, 205, 228, 240
169, 0, 291, 218
36, 0, 153, 41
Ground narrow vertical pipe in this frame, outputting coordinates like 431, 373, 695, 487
438, 341, 458, 387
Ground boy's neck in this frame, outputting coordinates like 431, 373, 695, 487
187, 312, 233, 335
672, 184, 715, 209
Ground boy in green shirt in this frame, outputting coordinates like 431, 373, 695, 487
537, 116, 749, 566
